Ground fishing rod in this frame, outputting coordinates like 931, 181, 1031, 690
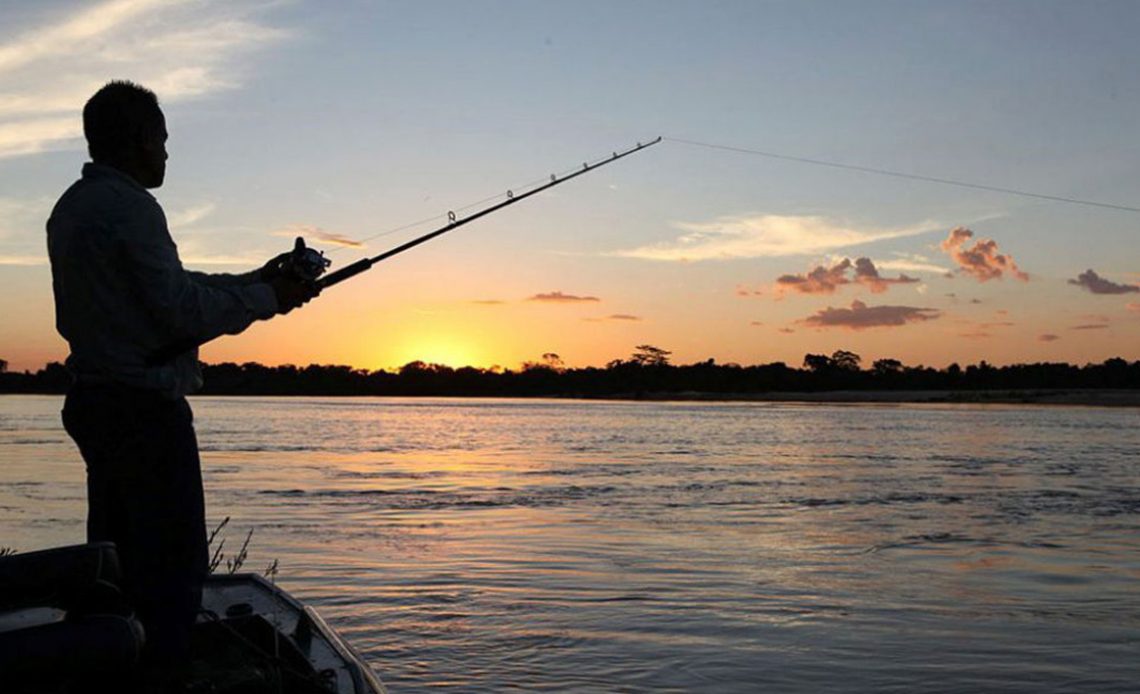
298, 136, 662, 290
148, 137, 661, 365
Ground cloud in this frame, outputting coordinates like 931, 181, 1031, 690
1078, 313, 1110, 323
0, 116, 79, 158
272, 224, 364, 249
1068, 269, 1139, 295
584, 313, 642, 323
1071, 323, 1110, 330
1129, 303, 1140, 314
1038, 334, 1060, 342
959, 330, 992, 339
471, 299, 505, 305
0, 0, 290, 159
750, 321, 763, 327
735, 284, 762, 297
853, 257, 920, 293
527, 291, 600, 303
0, 254, 46, 266
613, 214, 939, 261
940, 227, 1029, 282
775, 256, 918, 296
799, 299, 941, 330
0, 196, 52, 238
877, 252, 951, 275
167, 203, 216, 229
776, 258, 851, 295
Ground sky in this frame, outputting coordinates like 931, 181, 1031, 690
1, 0, 1138, 373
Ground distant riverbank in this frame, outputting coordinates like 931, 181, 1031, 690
3, 388, 1139, 407
588, 389, 1140, 407
3, 354, 1138, 404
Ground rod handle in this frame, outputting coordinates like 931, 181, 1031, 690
317, 257, 374, 289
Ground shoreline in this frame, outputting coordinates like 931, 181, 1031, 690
586, 389, 1140, 407
3, 388, 1139, 406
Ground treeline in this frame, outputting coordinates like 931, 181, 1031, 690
2, 347, 1138, 397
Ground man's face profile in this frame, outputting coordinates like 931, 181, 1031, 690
138, 112, 168, 189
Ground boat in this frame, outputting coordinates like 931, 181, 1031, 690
0, 542, 386, 693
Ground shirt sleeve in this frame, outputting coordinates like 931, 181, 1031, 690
117, 199, 278, 345
186, 269, 263, 287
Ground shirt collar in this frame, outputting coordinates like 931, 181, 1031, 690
82, 162, 151, 196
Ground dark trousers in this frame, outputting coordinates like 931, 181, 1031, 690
62, 383, 207, 666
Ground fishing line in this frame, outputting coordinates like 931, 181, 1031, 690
666, 136, 1140, 214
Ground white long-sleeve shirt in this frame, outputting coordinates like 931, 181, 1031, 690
47, 163, 278, 398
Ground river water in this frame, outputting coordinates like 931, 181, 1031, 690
1, 395, 1138, 692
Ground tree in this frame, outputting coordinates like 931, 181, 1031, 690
542, 353, 565, 370
803, 354, 832, 372
872, 358, 902, 377
0, 358, 6, 374
631, 344, 671, 367
399, 360, 428, 376
831, 350, 862, 372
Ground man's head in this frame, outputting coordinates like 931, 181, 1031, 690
83, 81, 167, 189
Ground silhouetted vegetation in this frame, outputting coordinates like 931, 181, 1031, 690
2, 348, 1138, 397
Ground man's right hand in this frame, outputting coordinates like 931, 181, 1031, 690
269, 276, 320, 314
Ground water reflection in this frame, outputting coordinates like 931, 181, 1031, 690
1, 395, 1138, 692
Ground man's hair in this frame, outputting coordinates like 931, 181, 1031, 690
83, 81, 163, 161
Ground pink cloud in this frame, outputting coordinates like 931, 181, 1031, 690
799, 299, 941, 330
776, 257, 918, 296
735, 284, 763, 298
853, 257, 919, 293
583, 314, 642, 323
273, 224, 364, 248
940, 227, 1029, 282
1129, 303, 1140, 313
528, 291, 600, 303
1068, 269, 1140, 295
776, 258, 852, 295
1038, 334, 1061, 342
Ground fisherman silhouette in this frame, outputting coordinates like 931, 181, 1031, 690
46, 80, 317, 680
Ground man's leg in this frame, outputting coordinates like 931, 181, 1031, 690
63, 385, 208, 665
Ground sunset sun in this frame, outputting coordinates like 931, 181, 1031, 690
397, 340, 481, 369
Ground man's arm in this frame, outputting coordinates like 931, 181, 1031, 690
186, 248, 292, 288
119, 202, 278, 345
186, 269, 261, 288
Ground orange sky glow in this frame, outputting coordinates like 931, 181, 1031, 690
1, 3, 1138, 374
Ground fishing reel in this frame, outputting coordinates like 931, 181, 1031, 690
279, 236, 331, 284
